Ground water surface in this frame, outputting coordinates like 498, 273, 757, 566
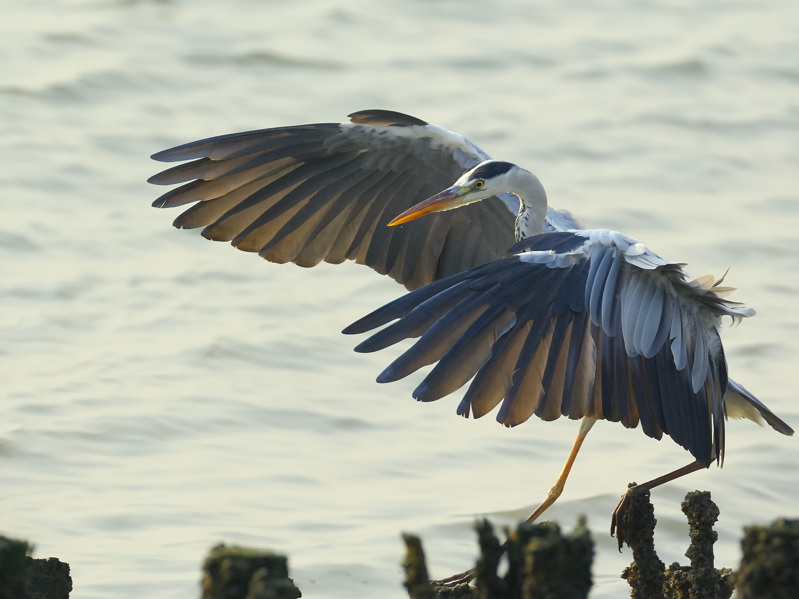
3, 1, 798, 597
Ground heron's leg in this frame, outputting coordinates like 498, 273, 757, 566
436, 416, 598, 588
611, 459, 706, 549
525, 416, 597, 523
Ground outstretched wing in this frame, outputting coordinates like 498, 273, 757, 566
725, 379, 794, 436
346, 229, 757, 466
149, 109, 517, 290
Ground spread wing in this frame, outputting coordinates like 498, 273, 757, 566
149, 109, 518, 290
346, 229, 759, 466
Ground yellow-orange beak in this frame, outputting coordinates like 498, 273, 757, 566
387, 187, 465, 227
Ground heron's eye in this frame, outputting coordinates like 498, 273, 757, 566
474, 180, 485, 189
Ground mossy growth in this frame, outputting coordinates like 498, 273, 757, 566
735, 518, 799, 599
405, 518, 593, 599
201, 543, 301, 599
0, 536, 31, 599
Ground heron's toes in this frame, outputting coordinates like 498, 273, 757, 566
433, 567, 475, 587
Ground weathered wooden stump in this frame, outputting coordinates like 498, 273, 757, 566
735, 518, 799, 599
404, 518, 593, 599
200, 544, 301, 599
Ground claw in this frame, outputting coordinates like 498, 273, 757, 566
433, 568, 475, 587
611, 483, 640, 551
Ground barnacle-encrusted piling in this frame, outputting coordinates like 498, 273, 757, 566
24, 556, 73, 599
0, 535, 72, 599
402, 533, 436, 599
405, 518, 593, 599
662, 491, 733, 599
621, 489, 734, 599
0, 536, 30, 599
619, 487, 666, 597
200, 544, 301, 599
735, 518, 799, 599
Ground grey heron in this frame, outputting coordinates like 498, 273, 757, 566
149, 109, 793, 548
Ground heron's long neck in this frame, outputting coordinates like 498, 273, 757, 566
510, 169, 548, 241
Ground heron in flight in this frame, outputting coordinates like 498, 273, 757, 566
149, 109, 793, 546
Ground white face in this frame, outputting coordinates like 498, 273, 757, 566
454, 168, 478, 187
454, 163, 515, 202
388, 161, 527, 227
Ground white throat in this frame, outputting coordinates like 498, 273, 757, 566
505, 167, 548, 241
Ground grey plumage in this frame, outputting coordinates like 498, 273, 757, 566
348, 229, 791, 466
150, 110, 520, 290
149, 108, 792, 485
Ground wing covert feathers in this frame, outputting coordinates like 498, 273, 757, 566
348, 230, 761, 466
150, 111, 515, 290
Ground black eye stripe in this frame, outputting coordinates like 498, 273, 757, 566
470, 161, 513, 180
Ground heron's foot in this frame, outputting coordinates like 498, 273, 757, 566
432, 567, 475, 587
610, 482, 642, 551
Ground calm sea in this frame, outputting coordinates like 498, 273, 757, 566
3, 1, 798, 597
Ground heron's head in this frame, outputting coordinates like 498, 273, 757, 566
388, 160, 536, 226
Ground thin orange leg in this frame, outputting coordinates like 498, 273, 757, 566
526, 416, 597, 523
436, 416, 597, 587
611, 459, 706, 549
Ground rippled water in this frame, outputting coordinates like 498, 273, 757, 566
4, 1, 799, 598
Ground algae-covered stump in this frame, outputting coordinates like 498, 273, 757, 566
404, 518, 593, 599
201, 544, 301, 599
0, 535, 72, 599
620, 489, 733, 599
619, 487, 666, 598
402, 533, 436, 599
735, 518, 799, 599
25, 557, 73, 599
0, 536, 30, 599
662, 490, 733, 599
